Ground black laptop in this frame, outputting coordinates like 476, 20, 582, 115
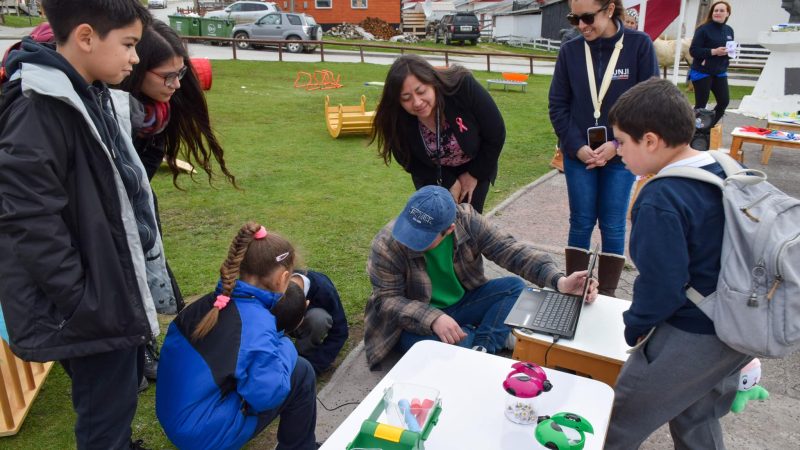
504, 245, 598, 340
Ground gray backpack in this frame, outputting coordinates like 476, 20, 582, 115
652, 151, 800, 358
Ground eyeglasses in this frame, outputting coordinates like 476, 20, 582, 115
149, 65, 188, 88
566, 1, 611, 26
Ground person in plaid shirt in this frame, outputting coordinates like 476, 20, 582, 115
364, 186, 597, 367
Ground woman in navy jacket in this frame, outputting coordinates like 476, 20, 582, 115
689, 1, 734, 126
371, 55, 505, 213
548, 0, 658, 297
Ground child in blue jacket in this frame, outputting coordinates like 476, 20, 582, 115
156, 222, 317, 450
289, 270, 349, 374
604, 78, 751, 449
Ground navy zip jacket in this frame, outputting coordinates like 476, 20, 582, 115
624, 163, 726, 346
300, 270, 349, 373
156, 281, 297, 450
549, 21, 659, 159
690, 21, 734, 76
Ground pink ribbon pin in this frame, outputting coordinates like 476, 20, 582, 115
455, 117, 468, 133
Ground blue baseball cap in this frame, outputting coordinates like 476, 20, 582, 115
392, 186, 457, 251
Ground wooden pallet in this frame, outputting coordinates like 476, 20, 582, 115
0, 340, 53, 437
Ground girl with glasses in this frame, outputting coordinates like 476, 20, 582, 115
116, 20, 237, 389
548, 0, 658, 297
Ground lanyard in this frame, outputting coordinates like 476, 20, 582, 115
418, 107, 443, 186
585, 34, 624, 126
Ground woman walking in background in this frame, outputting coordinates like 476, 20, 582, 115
548, 0, 659, 297
371, 55, 505, 213
689, 1, 734, 127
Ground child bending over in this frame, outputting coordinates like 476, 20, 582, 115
156, 222, 318, 450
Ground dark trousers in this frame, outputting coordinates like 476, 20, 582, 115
254, 357, 318, 450
693, 75, 730, 127
60, 346, 142, 450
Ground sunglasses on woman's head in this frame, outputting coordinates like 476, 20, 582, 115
566, 0, 611, 26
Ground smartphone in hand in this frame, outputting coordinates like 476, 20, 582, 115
587, 126, 608, 150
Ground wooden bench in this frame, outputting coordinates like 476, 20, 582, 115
730, 126, 800, 165
324, 95, 375, 139
486, 79, 528, 92
1, 339, 53, 436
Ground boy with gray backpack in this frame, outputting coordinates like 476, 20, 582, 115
602, 78, 761, 449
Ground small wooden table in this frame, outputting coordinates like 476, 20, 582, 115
730, 126, 800, 165
512, 294, 630, 387
486, 79, 527, 92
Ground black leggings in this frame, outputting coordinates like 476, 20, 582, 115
693, 75, 729, 126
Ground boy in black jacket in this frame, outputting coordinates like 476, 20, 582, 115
0, 1, 157, 448
603, 78, 750, 448
289, 270, 349, 374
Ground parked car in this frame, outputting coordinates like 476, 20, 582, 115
205, 1, 280, 24
232, 12, 321, 53
148, 0, 167, 8
435, 12, 480, 45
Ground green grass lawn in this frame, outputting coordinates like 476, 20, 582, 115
3, 59, 752, 449
0, 14, 44, 28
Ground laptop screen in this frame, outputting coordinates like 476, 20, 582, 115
580, 244, 599, 300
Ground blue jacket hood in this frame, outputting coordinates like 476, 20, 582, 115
216, 279, 283, 310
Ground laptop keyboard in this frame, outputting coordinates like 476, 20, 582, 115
531, 292, 579, 335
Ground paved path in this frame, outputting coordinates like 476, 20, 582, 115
316, 108, 800, 448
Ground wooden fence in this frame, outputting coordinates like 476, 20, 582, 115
180, 35, 556, 74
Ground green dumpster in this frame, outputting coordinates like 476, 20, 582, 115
168, 15, 201, 37
199, 17, 235, 39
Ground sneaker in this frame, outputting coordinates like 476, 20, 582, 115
137, 376, 149, 393
471, 345, 488, 353
505, 332, 517, 351
143, 340, 159, 381
130, 439, 151, 450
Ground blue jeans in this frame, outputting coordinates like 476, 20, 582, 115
254, 357, 317, 450
396, 277, 524, 353
563, 157, 634, 256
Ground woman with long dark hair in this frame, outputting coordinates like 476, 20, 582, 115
371, 54, 505, 213
117, 20, 236, 384
120, 20, 236, 186
548, 0, 658, 297
689, 1, 734, 127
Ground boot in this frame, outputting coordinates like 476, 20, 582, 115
565, 247, 590, 276
143, 338, 159, 381
598, 253, 626, 297
550, 147, 564, 173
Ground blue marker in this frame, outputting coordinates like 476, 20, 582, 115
398, 399, 421, 432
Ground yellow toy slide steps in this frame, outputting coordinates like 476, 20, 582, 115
325, 95, 375, 138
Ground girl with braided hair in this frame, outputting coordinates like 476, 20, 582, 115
156, 222, 318, 450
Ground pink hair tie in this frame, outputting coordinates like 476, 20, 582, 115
253, 226, 268, 240
213, 294, 230, 310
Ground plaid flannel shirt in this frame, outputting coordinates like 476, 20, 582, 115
364, 204, 563, 366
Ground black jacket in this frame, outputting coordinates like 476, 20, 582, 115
690, 21, 734, 76
398, 74, 505, 186
0, 42, 158, 361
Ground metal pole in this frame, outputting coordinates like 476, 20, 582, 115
360, 46, 364, 63
529, 56, 533, 75
671, 0, 688, 85
486, 54, 490, 72
638, 0, 648, 33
